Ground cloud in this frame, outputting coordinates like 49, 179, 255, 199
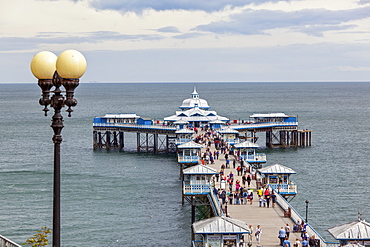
337, 66, 370, 71
156, 26, 181, 33
359, 0, 370, 4
86, 0, 287, 13
0, 31, 163, 52
173, 32, 206, 39
194, 6, 370, 36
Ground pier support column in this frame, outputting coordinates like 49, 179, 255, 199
146, 133, 149, 153
106, 131, 111, 150
266, 131, 272, 148
119, 132, 124, 150
154, 134, 158, 154
93, 131, 98, 150
112, 131, 118, 148
98, 132, 103, 149
137, 133, 140, 152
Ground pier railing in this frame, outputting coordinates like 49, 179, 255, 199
208, 190, 223, 216
192, 240, 203, 247
241, 153, 266, 163
177, 155, 200, 164
231, 121, 299, 130
269, 182, 297, 195
273, 189, 338, 247
183, 182, 212, 195
93, 123, 177, 131
0, 235, 22, 247
224, 138, 240, 145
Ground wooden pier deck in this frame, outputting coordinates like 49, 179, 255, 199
199, 134, 302, 247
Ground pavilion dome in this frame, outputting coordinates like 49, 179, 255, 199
179, 87, 210, 110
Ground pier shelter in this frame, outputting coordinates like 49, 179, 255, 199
250, 113, 297, 123
258, 163, 297, 198
219, 128, 239, 145
328, 218, 370, 247
233, 140, 266, 168
182, 164, 217, 196
93, 113, 140, 124
209, 119, 226, 130
174, 119, 189, 129
192, 216, 250, 247
176, 128, 195, 145
177, 141, 204, 165
182, 164, 222, 238
237, 112, 311, 148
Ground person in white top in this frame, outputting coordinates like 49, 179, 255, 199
255, 225, 262, 244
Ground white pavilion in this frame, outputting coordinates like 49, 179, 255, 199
164, 87, 229, 128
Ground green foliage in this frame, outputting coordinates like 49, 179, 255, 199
23, 227, 51, 247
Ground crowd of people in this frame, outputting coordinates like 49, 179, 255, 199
278, 222, 320, 247
192, 128, 316, 247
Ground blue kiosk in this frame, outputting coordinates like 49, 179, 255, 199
233, 140, 266, 169
192, 216, 250, 247
219, 127, 239, 145
258, 163, 297, 198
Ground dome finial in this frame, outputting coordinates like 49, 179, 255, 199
192, 85, 199, 99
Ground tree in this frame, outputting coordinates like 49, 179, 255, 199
23, 227, 51, 247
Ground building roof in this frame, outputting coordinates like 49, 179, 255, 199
250, 113, 289, 118
175, 128, 195, 134
183, 164, 217, 175
234, 140, 260, 149
328, 219, 370, 240
177, 141, 204, 149
179, 87, 210, 110
164, 107, 228, 122
219, 127, 239, 134
259, 163, 296, 174
193, 216, 250, 234
103, 113, 140, 118
174, 119, 189, 124
209, 119, 226, 124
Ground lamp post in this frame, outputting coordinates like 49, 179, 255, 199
305, 200, 309, 223
30, 50, 86, 247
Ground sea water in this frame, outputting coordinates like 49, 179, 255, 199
0, 82, 369, 246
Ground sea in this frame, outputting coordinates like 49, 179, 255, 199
0, 82, 369, 247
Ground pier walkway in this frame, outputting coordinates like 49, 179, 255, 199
197, 131, 303, 247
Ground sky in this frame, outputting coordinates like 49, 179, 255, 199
1, 0, 370, 83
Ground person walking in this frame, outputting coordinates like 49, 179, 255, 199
301, 238, 309, 247
249, 191, 254, 205
266, 195, 271, 208
294, 238, 301, 247
271, 191, 277, 207
285, 223, 291, 239
242, 175, 247, 186
278, 227, 286, 246
220, 190, 227, 204
283, 237, 291, 247
255, 225, 262, 244
308, 236, 316, 247
246, 175, 251, 187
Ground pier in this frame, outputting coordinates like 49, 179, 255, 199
187, 130, 326, 247
92, 89, 311, 153
92, 88, 320, 247
92, 120, 312, 152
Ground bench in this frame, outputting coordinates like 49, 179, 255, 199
284, 207, 291, 217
